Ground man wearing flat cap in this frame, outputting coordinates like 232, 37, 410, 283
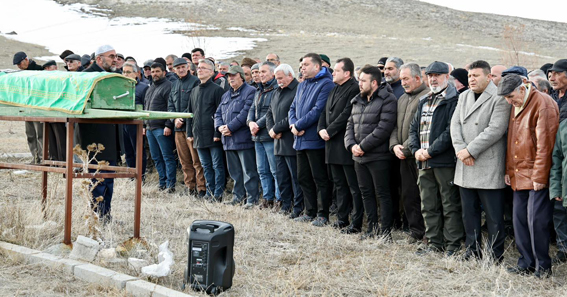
13, 51, 43, 71
13, 51, 44, 164
64, 54, 84, 72
42, 60, 57, 71
215, 65, 259, 206
408, 61, 463, 256
168, 57, 205, 197
549, 59, 567, 121
547, 58, 567, 264
450, 60, 510, 262
500, 74, 558, 277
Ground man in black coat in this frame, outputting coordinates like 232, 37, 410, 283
13, 51, 43, 71
168, 58, 205, 196
345, 66, 397, 240
80, 45, 120, 221
187, 58, 226, 200
318, 57, 363, 233
266, 64, 304, 218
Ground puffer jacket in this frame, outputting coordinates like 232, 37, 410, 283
247, 77, 279, 142
214, 83, 256, 151
168, 73, 199, 131
187, 78, 224, 149
144, 77, 173, 130
289, 67, 334, 150
408, 84, 459, 168
344, 83, 397, 164
506, 86, 558, 191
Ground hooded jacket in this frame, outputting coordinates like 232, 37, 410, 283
266, 79, 299, 156
408, 84, 459, 168
247, 77, 279, 142
214, 83, 256, 151
168, 73, 199, 131
144, 77, 173, 130
289, 67, 334, 150
344, 83, 397, 164
187, 78, 224, 149
318, 77, 360, 165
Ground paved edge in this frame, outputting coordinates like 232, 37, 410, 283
0, 241, 196, 297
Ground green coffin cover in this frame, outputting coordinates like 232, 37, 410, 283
0, 70, 135, 115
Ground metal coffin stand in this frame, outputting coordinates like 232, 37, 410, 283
0, 115, 144, 245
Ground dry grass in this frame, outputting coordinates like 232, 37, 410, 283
2, 121, 567, 296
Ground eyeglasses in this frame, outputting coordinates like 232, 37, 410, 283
123, 71, 134, 74
102, 54, 117, 60
197, 67, 212, 71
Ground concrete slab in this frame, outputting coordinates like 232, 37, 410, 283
111, 273, 139, 290
74, 263, 117, 287
125, 280, 155, 297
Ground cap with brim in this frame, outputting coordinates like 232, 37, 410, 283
117, 53, 124, 59
143, 60, 154, 68
320, 54, 331, 65
173, 57, 188, 67
548, 59, 567, 73
425, 61, 449, 75
251, 63, 260, 71
81, 54, 91, 66
497, 74, 523, 96
13, 51, 27, 65
377, 57, 388, 66
125, 56, 135, 62
64, 54, 81, 61
43, 60, 57, 68
227, 65, 245, 79
502, 66, 528, 78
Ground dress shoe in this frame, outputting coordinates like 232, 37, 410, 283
332, 221, 349, 229
341, 226, 361, 234
534, 268, 552, 278
506, 266, 535, 275
415, 246, 442, 256
552, 250, 567, 264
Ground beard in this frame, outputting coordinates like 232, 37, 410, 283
430, 81, 448, 94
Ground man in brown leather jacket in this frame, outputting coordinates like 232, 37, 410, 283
501, 74, 559, 278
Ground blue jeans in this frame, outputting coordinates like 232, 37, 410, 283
226, 149, 259, 204
197, 146, 226, 197
255, 141, 280, 201
146, 128, 176, 188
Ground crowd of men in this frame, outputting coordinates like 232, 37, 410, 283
11, 45, 567, 278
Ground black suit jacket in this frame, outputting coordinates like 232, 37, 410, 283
317, 77, 359, 165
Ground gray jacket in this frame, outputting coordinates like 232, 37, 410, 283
450, 81, 511, 189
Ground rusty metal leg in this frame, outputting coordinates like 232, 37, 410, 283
134, 122, 143, 238
64, 120, 74, 245
41, 122, 50, 212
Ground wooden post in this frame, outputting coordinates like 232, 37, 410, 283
134, 121, 143, 238
41, 121, 49, 210
64, 120, 74, 245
